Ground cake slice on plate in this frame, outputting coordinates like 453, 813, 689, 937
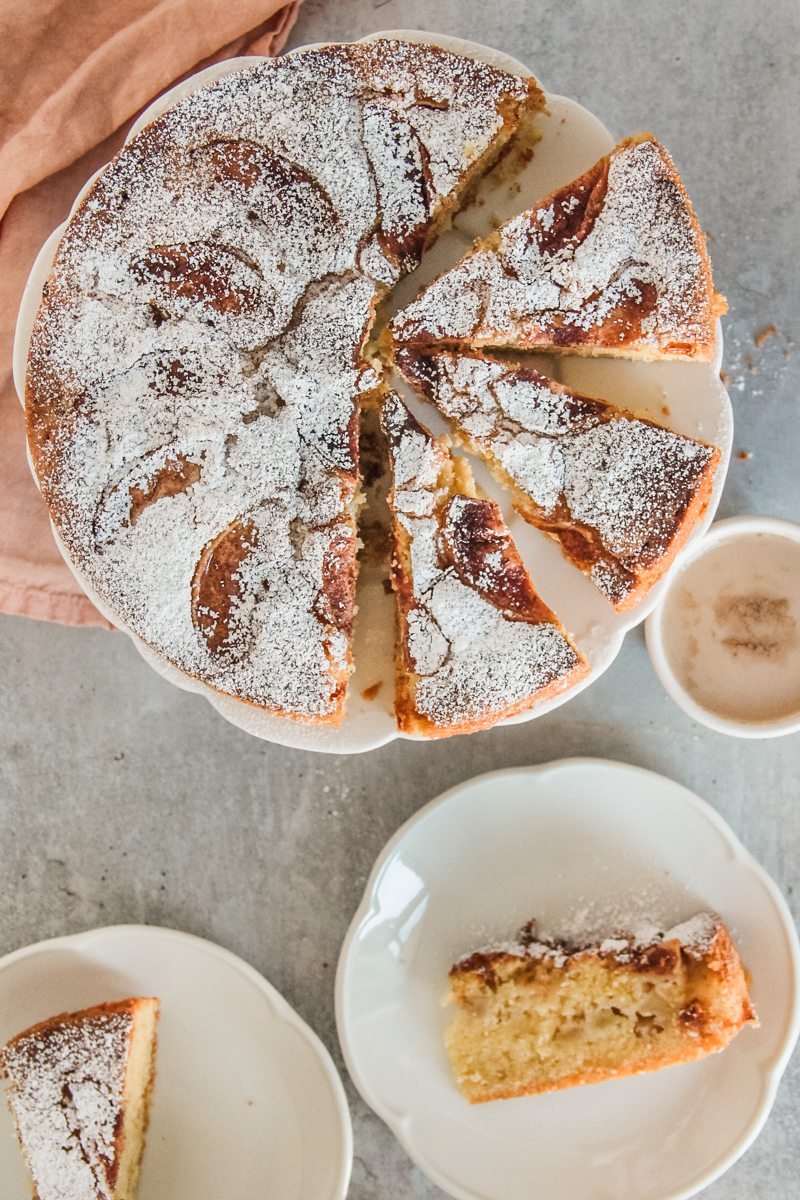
1, 997, 159, 1200
446, 913, 756, 1102
380, 390, 586, 736
391, 133, 726, 361
395, 348, 721, 608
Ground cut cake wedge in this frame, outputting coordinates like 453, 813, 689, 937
391, 133, 726, 361
380, 390, 587, 736
395, 348, 721, 608
446, 913, 756, 1103
1, 997, 159, 1200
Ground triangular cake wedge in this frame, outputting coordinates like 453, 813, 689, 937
1, 998, 159, 1200
380, 391, 587, 737
391, 133, 726, 361
395, 348, 721, 608
446, 913, 756, 1102
25, 40, 544, 725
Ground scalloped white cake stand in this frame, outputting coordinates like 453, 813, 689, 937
14, 31, 733, 753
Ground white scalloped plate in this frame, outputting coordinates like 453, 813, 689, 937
0, 925, 352, 1200
336, 759, 799, 1200
13, 31, 733, 754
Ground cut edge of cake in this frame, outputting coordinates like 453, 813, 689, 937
445, 913, 756, 1103
383, 48, 547, 269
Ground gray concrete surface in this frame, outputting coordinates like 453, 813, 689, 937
1, 1, 798, 1196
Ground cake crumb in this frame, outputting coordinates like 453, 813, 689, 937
361, 681, 383, 701
737, 449, 752, 461
754, 324, 777, 348
661, 404, 671, 416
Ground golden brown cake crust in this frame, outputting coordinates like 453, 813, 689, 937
26, 39, 543, 724
395, 347, 721, 608
2, 999, 157, 1048
391, 133, 726, 362
380, 391, 587, 736
446, 915, 756, 1102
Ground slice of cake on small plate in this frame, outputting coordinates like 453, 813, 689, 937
395, 348, 721, 608
391, 133, 726, 361
380, 390, 587, 736
446, 913, 756, 1103
1, 997, 159, 1200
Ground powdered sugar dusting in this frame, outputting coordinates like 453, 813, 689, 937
26, 40, 534, 718
396, 349, 717, 605
392, 137, 715, 353
666, 911, 720, 956
460, 910, 723, 969
1, 1009, 133, 1200
564, 420, 712, 558
381, 391, 580, 727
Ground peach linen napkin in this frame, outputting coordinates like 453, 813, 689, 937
0, 0, 302, 627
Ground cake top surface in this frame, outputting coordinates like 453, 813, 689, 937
26, 39, 538, 719
391, 135, 716, 353
381, 391, 581, 728
453, 911, 724, 975
1, 1003, 137, 1200
396, 348, 717, 605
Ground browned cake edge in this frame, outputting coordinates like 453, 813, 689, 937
2, 998, 155, 1053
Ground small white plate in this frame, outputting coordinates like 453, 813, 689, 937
0, 925, 352, 1200
336, 759, 799, 1200
14, 31, 733, 754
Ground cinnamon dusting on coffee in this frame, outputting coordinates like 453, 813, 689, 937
714, 594, 797, 660
659, 532, 800, 724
